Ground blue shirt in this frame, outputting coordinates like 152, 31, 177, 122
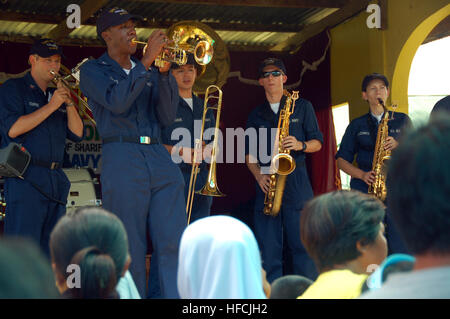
245, 96, 323, 167
0, 72, 83, 163
79, 53, 179, 140
335, 111, 411, 192
161, 94, 216, 173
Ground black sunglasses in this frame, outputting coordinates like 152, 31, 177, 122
262, 70, 282, 78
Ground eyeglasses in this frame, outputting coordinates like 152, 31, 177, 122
262, 70, 282, 78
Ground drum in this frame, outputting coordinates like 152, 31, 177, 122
63, 168, 102, 214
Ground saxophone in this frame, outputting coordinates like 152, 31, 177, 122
263, 90, 299, 216
368, 98, 392, 202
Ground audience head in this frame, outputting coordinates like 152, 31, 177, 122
430, 95, 450, 120
300, 190, 387, 274
49, 207, 130, 299
362, 253, 415, 292
387, 114, 450, 256
269, 275, 313, 299
177, 215, 266, 299
0, 238, 59, 298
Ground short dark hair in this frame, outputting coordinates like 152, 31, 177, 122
300, 190, 385, 273
269, 275, 313, 299
0, 238, 59, 298
361, 73, 389, 92
387, 113, 450, 255
50, 207, 129, 299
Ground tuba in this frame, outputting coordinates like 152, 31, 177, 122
263, 90, 299, 217
368, 98, 394, 201
186, 85, 225, 225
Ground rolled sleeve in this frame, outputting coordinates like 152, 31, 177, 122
66, 125, 84, 143
303, 101, 323, 144
335, 123, 357, 163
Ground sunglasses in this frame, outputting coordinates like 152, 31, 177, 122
262, 70, 282, 78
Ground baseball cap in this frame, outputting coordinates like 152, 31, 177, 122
170, 53, 200, 71
96, 7, 142, 38
29, 38, 63, 58
258, 57, 287, 78
362, 73, 389, 92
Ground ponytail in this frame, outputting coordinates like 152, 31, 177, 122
67, 246, 117, 299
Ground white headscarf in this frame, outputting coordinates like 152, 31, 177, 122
177, 215, 266, 299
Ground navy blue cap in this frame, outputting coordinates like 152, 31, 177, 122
258, 57, 287, 78
29, 38, 63, 58
362, 73, 389, 92
96, 7, 142, 38
171, 53, 199, 69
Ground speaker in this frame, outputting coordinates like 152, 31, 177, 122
0, 143, 31, 177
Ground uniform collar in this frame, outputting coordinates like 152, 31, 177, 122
98, 52, 141, 76
259, 95, 287, 122
24, 71, 50, 98
368, 110, 391, 124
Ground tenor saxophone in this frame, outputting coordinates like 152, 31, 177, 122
263, 90, 299, 216
368, 98, 392, 201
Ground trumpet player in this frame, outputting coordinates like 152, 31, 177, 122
335, 73, 411, 254
245, 58, 323, 283
79, 7, 186, 298
0, 38, 83, 256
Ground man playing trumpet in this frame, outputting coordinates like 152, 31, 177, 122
79, 7, 186, 298
0, 38, 84, 256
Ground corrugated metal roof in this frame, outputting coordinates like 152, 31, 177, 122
0, 0, 338, 50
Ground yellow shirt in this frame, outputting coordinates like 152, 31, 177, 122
298, 269, 367, 299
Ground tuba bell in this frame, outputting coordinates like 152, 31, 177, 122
133, 21, 230, 94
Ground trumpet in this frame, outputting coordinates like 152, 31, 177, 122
132, 28, 214, 68
49, 58, 96, 126
186, 85, 225, 225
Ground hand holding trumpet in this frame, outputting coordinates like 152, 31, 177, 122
49, 76, 72, 110
139, 29, 171, 70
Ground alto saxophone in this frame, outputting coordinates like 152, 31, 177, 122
368, 98, 393, 202
263, 90, 299, 216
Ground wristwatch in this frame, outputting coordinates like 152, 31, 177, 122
301, 142, 307, 152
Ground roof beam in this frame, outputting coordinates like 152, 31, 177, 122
270, 0, 370, 52
132, 0, 347, 8
0, 14, 309, 33
0, 12, 61, 24
45, 0, 108, 41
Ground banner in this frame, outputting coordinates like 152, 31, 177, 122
65, 119, 102, 173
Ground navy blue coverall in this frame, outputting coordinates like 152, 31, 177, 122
161, 94, 216, 223
335, 110, 411, 254
80, 53, 186, 298
246, 96, 323, 283
0, 72, 83, 256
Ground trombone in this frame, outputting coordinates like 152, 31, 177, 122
186, 85, 225, 224
49, 58, 96, 126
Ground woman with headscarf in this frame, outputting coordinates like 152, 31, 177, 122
177, 215, 267, 299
